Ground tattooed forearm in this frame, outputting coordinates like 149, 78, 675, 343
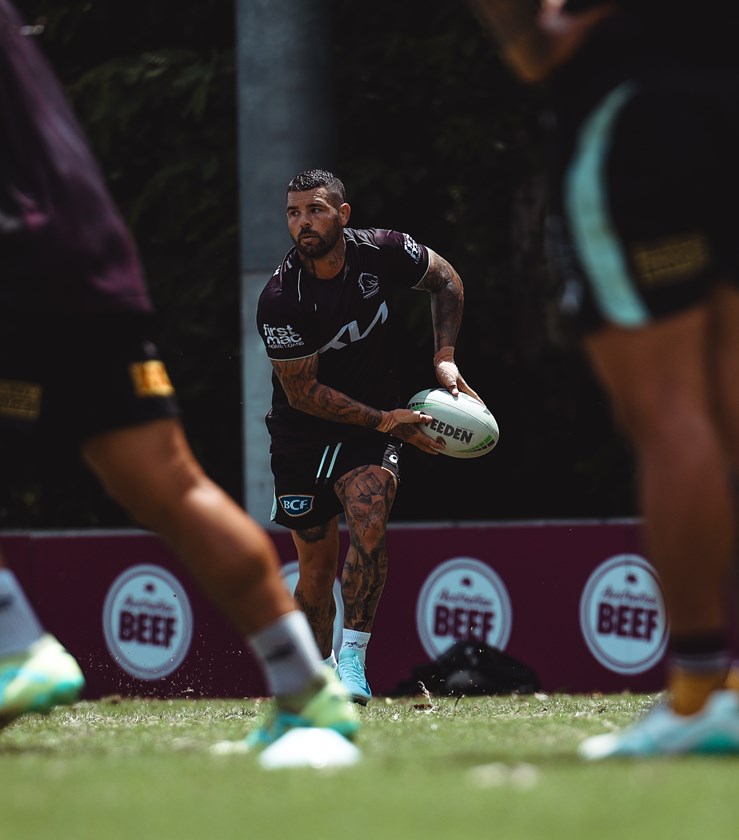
273, 357, 385, 428
419, 250, 464, 352
306, 382, 384, 427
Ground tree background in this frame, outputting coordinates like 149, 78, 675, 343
2, 0, 637, 528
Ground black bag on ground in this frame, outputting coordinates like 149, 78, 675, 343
391, 641, 541, 697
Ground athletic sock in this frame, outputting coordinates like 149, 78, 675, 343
667, 633, 730, 715
248, 610, 324, 708
322, 650, 338, 669
340, 629, 370, 662
0, 569, 45, 657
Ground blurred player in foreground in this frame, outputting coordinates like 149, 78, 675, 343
467, 0, 739, 757
257, 169, 480, 703
0, 0, 358, 752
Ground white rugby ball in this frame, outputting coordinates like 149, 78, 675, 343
406, 388, 499, 459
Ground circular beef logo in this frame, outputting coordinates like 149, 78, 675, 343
416, 557, 512, 659
102, 565, 193, 680
580, 554, 668, 674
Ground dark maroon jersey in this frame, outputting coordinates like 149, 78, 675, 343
257, 227, 430, 452
0, 173, 152, 315
0, 1, 152, 315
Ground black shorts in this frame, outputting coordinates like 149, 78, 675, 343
0, 312, 180, 443
547, 63, 739, 334
270, 435, 402, 530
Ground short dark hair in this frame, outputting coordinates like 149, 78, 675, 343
287, 169, 346, 207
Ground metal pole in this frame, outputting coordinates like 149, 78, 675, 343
235, 0, 334, 525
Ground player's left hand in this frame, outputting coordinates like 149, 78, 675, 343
434, 346, 483, 403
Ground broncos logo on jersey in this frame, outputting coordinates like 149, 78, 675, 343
357, 273, 380, 299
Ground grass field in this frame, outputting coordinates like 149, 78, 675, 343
2, 692, 739, 840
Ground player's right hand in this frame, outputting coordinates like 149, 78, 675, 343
376, 409, 445, 454
376, 408, 431, 433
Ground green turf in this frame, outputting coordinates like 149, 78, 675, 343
1, 693, 738, 840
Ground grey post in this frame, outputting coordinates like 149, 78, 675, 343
236, 0, 335, 525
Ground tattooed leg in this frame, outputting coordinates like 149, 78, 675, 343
291, 518, 340, 658
335, 464, 397, 632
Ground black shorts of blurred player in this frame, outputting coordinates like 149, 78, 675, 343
546, 63, 739, 336
0, 312, 179, 444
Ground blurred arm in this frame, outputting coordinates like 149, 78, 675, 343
466, 0, 617, 83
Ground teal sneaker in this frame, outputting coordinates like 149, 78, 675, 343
338, 650, 371, 706
579, 690, 739, 760
0, 634, 85, 728
246, 667, 360, 751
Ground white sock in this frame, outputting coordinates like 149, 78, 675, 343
248, 610, 323, 697
0, 569, 45, 657
322, 650, 338, 669
340, 629, 371, 662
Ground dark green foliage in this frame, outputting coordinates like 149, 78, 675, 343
329, 2, 635, 521
1, 1, 636, 527
3, 1, 242, 525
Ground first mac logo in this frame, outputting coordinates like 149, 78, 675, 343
279, 495, 314, 516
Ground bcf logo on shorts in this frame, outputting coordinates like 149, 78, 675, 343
279, 495, 314, 516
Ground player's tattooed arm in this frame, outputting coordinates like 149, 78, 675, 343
417, 249, 483, 403
417, 248, 464, 353
272, 354, 385, 427
271, 355, 443, 451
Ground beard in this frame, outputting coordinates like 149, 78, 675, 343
294, 219, 343, 259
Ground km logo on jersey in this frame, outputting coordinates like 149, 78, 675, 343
318, 301, 388, 354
